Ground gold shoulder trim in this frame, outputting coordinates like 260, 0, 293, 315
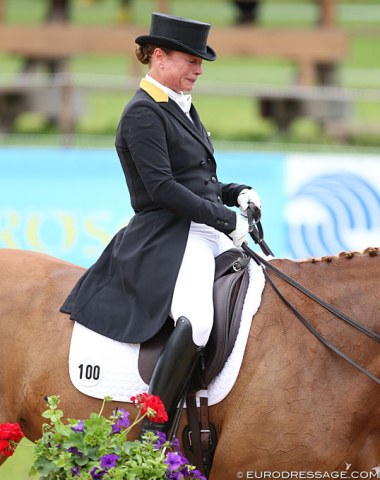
139, 78, 169, 103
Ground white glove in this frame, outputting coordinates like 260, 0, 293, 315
237, 188, 262, 217
228, 213, 249, 247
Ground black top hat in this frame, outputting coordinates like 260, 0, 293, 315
135, 13, 216, 61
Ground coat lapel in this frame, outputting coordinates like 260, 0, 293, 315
139, 79, 214, 156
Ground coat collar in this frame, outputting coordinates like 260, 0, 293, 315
139, 79, 214, 156
139, 78, 169, 103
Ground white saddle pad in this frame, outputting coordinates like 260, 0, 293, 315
69, 259, 265, 406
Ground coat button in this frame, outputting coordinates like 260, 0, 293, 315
211, 176, 217, 183
217, 195, 222, 203
199, 161, 206, 167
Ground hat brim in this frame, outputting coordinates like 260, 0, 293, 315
135, 35, 216, 61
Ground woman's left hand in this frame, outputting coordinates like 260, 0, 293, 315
237, 188, 261, 217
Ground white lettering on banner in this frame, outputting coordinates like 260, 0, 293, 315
0, 210, 20, 248
240, 470, 380, 479
26, 212, 76, 251
83, 214, 122, 258
0, 209, 130, 265
285, 154, 380, 259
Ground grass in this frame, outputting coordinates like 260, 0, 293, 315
5, 0, 380, 27
1, 0, 380, 148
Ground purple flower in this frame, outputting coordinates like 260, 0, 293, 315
178, 451, 189, 465
154, 431, 167, 449
67, 446, 83, 457
71, 466, 81, 477
179, 464, 191, 478
71, 420, 84, 433
90, 466, 106, 479
100, 453, 119, 469
115, 408, 130, 429
170, 437, 180, 450
192, 470, 207, 480
167, 473, 182, 480
111, 424, 121, 435
165, 452, 183, 471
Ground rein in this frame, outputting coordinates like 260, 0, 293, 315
243, 206, 380, 385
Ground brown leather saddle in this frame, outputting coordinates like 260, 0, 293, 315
138, 248, 250, 390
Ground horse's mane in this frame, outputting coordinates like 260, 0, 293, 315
310, 246, 379, 264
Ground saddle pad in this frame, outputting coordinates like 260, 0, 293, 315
69, 259, 265, 406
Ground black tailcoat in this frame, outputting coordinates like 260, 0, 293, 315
61, 79, 249, 343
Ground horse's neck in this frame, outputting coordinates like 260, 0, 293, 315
252, 251, 380, 373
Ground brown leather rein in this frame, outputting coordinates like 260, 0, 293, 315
243, 207, 380, 386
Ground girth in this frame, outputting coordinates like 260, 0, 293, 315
138, 248, 250, 390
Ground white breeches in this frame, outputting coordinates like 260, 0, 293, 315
170, 222, 234, 346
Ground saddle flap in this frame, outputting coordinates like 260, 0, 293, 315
200, 264, 249, 387
138, 248, 250, 389
138, 318, 174, 385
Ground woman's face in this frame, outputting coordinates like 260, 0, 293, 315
151, 49, 203, 93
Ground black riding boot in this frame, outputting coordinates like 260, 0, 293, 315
140, 317, 203, 438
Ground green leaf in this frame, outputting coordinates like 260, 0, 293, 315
32, 393, 200, 479
30, 456, 59, 476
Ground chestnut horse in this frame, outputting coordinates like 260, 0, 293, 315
1, 247, 380, 477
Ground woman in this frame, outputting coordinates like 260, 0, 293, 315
61, 12, 261, 436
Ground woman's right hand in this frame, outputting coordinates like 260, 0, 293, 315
228, 213, 249, 247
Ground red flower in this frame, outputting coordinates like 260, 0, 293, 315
130, 393, 168, 423
0, 422, 25, 457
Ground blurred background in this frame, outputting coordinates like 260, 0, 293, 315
1, 1, 380, 478
1, 0, 379, 265
1, 0, 380, 147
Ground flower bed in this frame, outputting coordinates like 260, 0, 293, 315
1, 394, 206, 480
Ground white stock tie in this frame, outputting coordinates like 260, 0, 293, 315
175, 94, 192, 115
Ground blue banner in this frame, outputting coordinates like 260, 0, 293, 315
285, 153, 380, 259
1, 147, 379, 267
